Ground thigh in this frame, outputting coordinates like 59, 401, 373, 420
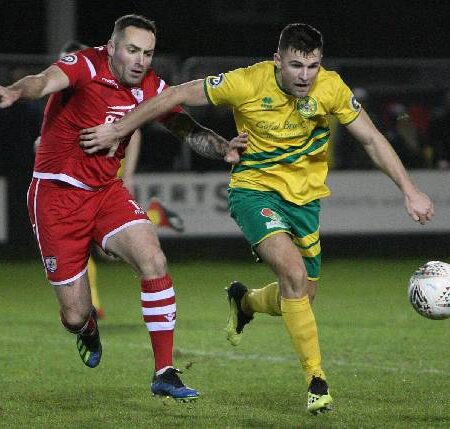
93, 181, 164, 277
256, 232, 307, 277
286, 199, 322, 281
229, 188, 321, 280
104, 222, 165, 277
28, 179, 92, 285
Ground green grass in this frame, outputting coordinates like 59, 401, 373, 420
1, 258, 449, 428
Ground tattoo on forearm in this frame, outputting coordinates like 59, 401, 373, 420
164, 112, 227, 160
184, 131, 226, 159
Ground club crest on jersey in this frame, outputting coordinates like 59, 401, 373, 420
350, 95, 362, 112
131, 88, 144, 103
260, 208, 288, 229
207, 73, 225, 88
60, 54, 78, 65
45, 256, 58, 272
296, 96, 318, 118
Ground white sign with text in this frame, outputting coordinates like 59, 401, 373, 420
133, 171, 450, 236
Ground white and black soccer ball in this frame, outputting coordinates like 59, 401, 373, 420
408, 261, 450, 320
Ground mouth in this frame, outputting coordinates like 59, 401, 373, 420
294, 82, 309, 89
130, 69, 144, 78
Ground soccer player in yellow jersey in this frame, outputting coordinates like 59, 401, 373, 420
79, 23, 434, 414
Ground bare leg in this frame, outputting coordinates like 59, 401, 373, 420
53, 272, 92, 325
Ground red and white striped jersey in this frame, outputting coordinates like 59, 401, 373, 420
33, 46, 181, 189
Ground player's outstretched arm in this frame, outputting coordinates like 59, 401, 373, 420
163, 112, 247, 164
346, 109, 434, 224
0, 66, 69, 108
80, 79, 207, 153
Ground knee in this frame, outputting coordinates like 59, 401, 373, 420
60, 303, 91, 327
279, 265, 308, 298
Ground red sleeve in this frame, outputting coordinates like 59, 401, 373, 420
53, 51, 94, 88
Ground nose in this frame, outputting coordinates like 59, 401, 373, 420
136, 52, 144, 66
299, 68, 308, 81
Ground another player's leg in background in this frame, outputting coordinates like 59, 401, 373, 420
104, 222, 198, 401
54, 272, 102, 368
87, 256, 105, 319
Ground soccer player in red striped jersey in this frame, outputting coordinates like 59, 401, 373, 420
0, 14, 246, 401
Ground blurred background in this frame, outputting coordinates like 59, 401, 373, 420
1, 0, 450, 260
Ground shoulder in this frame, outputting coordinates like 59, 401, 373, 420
316, 67, 345, 87
141, 68, 167, 96
222, 60, 273, 90
236, 60, 273, 78
57, 46, 105, 74
313, 67, 352, 103
79, 46, 107, 68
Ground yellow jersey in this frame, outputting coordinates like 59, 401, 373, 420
204, 61, 361, 205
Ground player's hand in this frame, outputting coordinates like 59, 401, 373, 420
0, 86, 21, 108
405, 190, 434, 225
80, 123, 121, 157
224, 133, 248, 164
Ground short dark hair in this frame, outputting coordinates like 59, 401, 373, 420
113, 14, 156, 38
278, 23, 323, 54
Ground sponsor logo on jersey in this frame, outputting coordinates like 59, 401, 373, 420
45, 256, 58, 272
131, 88, 144, 103
296, 96, 318, 118
350, 94, 362, 112
101, 77, 119, 89
104, 104, 136, 123
207, 73, 225, 88
261, 96, 273, 109
261, 208, 288, 229
60, 54, 78, 65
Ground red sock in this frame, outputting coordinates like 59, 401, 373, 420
141, 274, 175, 372
60, 307, 97, 336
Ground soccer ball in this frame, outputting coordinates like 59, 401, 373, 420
408, 261, 450, 320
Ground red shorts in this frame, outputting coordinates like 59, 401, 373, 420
27, 178, 150, 285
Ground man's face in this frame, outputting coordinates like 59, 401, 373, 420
274, 48, 322, 98
107, 26, 155, 87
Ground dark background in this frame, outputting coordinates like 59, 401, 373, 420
1, 0, 449, 255
1, 0, 449, 58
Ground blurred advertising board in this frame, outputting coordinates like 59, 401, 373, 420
133, 171, 450, 237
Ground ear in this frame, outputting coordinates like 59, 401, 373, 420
107, 39, 115, 57
273, 52, 281, 69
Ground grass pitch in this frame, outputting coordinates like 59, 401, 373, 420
1, 258, 449, 428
